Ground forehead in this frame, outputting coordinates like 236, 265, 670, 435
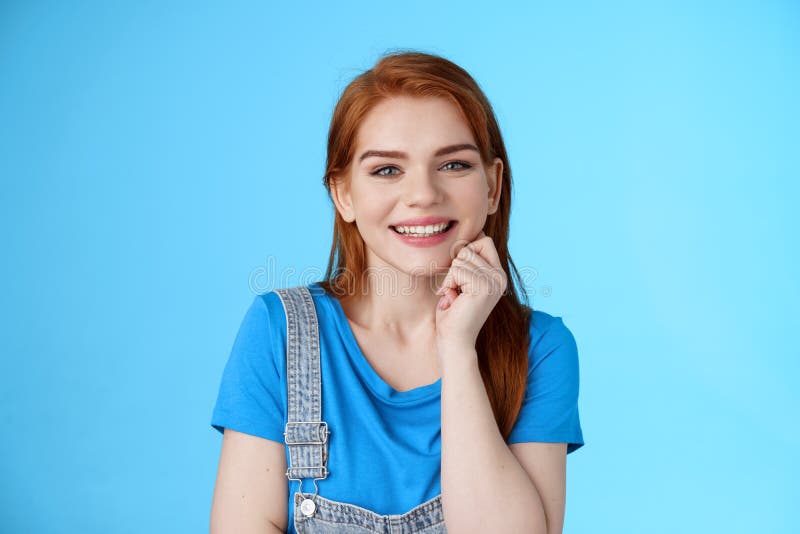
354, 96, 476, 154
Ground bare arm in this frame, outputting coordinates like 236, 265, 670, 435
440, 346, 566, 533
509, 441, 568, 534
210, 428, 288, 533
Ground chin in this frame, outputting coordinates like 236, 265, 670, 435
404, 259, 451, 278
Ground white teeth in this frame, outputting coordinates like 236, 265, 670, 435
393, 221, 451, 236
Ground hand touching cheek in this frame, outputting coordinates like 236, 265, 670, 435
434, 231, 507, 355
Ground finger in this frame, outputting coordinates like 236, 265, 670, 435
445, 260, 486, 294
448, 233, 482, 262
459, 252, 505, 292
465, 233, 501, 269
438, 286, 459, 310
439, 247, 494, 296
452, 256, 505, 295
436, 268, 460, 296
456, 244, 493, 271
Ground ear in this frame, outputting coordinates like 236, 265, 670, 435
330, 174, 356, 223
487, 157, 503, 215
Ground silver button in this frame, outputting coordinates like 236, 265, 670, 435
300, 498, 316, 517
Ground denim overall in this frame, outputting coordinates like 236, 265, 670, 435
273, 286, 448, 533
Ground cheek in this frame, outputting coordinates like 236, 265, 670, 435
359, 201, 391, 227
352, 185, 393, 224
454, 184, 490, 213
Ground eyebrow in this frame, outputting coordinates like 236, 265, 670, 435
358, 143, 480, 163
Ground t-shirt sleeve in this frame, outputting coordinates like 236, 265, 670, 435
506, 313, 585, 454
210, 293, 286, 444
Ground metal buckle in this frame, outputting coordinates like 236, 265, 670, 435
284, 421, 329, 445
285, 465, 329, 478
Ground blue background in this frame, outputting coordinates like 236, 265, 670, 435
1, 1, 797, 532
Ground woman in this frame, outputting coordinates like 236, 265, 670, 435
210, 50, 584, 533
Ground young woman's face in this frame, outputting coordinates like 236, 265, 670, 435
332, 96, 503, 281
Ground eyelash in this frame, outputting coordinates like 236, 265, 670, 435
370, 161, 473, 177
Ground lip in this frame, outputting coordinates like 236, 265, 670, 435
390, 216, 455, 227
389, 220, 458, 248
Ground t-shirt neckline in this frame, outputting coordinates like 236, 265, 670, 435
311, 282, 442, 405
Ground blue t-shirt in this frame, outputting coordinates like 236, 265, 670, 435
211, 282, 584, 526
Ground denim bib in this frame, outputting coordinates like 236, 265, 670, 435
274, 286, 448, 533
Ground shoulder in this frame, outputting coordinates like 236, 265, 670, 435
251, 283, 338, 336
527, 309, 579, 369
253, 289, 287, 325
528, 308, 574, 338
507, 308, 584, 451
225, 290, 290, 365
259, 282, 333, 322
238, 290, 287, 335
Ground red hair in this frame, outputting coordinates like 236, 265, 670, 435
317, 50, 531, 440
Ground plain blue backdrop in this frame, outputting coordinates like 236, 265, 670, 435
1, 1, 797, 532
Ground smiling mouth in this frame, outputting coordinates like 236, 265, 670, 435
390, 220, 457, 237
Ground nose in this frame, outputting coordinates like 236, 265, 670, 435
402, 170, 443, 207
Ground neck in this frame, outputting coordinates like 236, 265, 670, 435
338, 263, 446, 342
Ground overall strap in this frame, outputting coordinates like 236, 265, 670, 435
273, 286, 330, 486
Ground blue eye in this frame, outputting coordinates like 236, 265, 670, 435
370, 161, 472, 177
442, 161, 472, 171
371, 166, 399, 177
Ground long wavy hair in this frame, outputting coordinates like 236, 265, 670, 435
317, 50, 532, 440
